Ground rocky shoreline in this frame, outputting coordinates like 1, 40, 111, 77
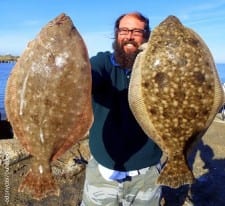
0, 55, 19, 63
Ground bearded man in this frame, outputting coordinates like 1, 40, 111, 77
81, 12, 162, 206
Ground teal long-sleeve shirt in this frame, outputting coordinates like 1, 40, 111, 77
89, 51, 162, 171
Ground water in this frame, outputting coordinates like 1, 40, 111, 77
0, 63, 225, 120
217, 63, 225, 83
0, 63, 15, 120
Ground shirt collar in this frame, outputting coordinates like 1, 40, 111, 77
110, 53, 120, 67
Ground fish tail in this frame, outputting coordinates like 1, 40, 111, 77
18, 168, 60, 200
157, 157, 194, 188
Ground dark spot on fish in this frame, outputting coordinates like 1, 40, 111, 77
204, 61, 210, 67
201, 109, 210, 116
184, 108, 197, 120
149, 108, 158, 116
185, 38, 200, 46
174, 91, 186, 101
155, 72, 169, 88
163, 110, 169, 118
161, 134, 169, 141
44, 99, 53, 107
142, 81, 150, 88
206, 83, 213, 91
193, 71, 205, 84
171, 127, 180, 135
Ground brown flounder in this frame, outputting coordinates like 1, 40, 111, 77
5, 13, 93, 199
128, 15, 224, 188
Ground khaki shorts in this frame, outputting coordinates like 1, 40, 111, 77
81, 157, 162, 206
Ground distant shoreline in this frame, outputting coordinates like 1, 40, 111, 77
0, 55, 19, 63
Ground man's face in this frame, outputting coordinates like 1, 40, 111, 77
113, 15, 146, 69
117, 15, 146, 54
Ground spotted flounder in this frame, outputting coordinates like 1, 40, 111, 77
128, 15, 224, 188
5, 13, 93, 199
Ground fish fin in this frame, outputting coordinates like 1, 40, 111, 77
18, 168, 60, 200
157, 157, 194, 188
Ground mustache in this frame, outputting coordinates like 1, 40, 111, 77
121, 40, 139, 48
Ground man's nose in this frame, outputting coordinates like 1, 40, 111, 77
125, 32, 134, 39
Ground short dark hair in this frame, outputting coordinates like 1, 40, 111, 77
114, 12, 151, 41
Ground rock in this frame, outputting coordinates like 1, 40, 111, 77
0, 137, 90, 206
0, 139, 30, 166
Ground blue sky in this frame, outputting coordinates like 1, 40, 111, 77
0, 0, 225, 63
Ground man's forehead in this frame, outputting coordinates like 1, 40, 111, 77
119, 15, 145, 28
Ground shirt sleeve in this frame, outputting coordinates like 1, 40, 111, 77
90, 52, 111, 94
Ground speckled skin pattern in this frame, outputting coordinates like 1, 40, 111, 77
128, 16, 224, 188
5, 13, 93, 199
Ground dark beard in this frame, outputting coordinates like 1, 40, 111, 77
112, 40, 140, 69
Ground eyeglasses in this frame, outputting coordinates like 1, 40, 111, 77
117, 27, 145, 37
